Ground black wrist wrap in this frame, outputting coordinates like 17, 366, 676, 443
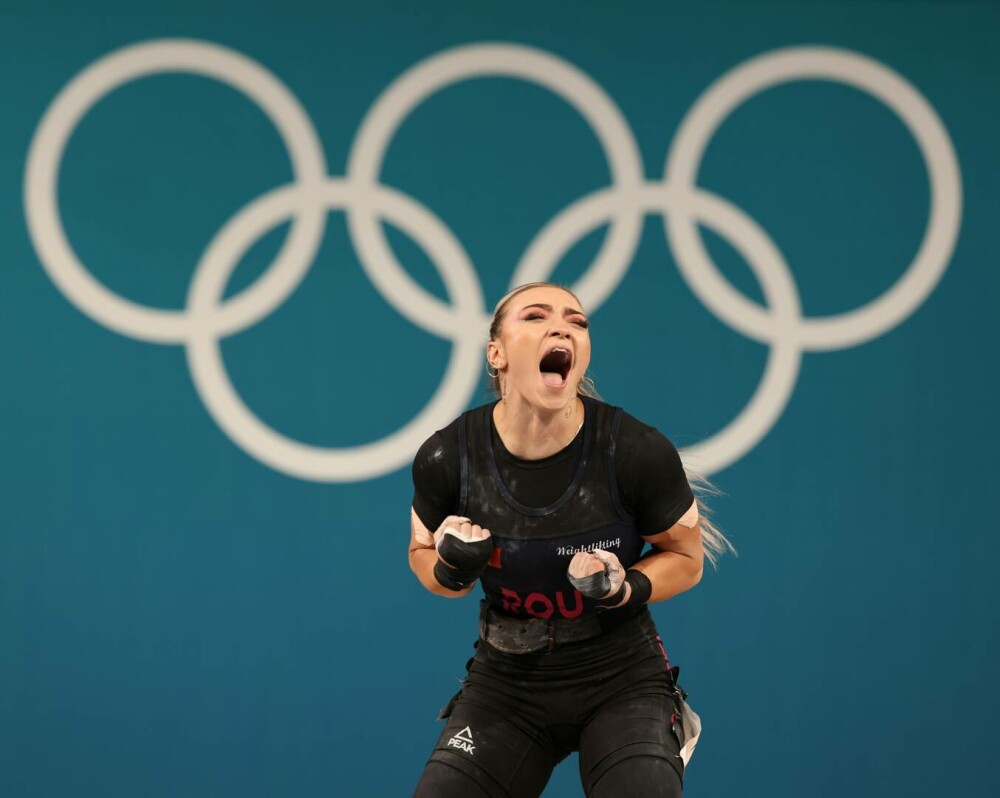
623, 569, 653, 605
567, 569, 613, 599
434, 535, 493, 591
600, 569, 653, 608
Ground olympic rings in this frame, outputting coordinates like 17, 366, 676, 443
24, 39, 329, 343
663, 46, 962, 352
346, 43, 645, 338
186, 181, 485, 481
23, 39, 962, 480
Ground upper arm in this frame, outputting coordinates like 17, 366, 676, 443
642, 499, 703, 563
616, 415, 696, 535
411, 427, 461, 533
615, 414, 703, 573
410, 507, 435, 552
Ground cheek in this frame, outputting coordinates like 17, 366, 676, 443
502, 332, 534, 370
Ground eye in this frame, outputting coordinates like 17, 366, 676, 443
522, 311, 546, 321
570, 317, 590, 329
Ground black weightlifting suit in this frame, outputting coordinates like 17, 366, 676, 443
412, 397, 695, 798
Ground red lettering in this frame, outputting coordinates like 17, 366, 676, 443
501, 588, 521, 614
524, 592, 555, 619
555, 590, 584, 619
498, 589, 585, 620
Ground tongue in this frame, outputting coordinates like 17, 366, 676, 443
542, 372, 566, 388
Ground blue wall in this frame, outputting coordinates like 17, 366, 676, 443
2, 1, 998, 796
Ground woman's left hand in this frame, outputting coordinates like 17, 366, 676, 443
567, 549, 626, 600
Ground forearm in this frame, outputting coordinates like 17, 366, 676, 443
630, 546, 703, 603
409, 546, 476, 599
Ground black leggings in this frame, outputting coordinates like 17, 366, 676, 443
416, 756, 680, 798
413, 613, 686, 797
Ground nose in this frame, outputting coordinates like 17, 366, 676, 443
548, 326, 572, 339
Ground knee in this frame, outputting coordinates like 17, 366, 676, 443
587, 753, 683, 798
413, 761, 493, 798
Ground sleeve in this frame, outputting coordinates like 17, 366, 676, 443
615, 413, 696, 537
411, 426, 461, 533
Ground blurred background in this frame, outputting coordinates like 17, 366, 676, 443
2, 1, 998, 795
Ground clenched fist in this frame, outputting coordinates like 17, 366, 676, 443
567, 549, 626, 600
433, 516, 493, 591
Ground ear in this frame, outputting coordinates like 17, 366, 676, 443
486, 340, 505, 370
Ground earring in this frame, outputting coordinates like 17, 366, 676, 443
501, 376, 507, 403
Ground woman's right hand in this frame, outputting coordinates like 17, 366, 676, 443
432, 516, 493, 591
433, 515, 490, 548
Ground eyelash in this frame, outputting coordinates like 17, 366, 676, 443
522, 312, 590, 329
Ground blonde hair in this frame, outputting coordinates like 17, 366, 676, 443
683, 466, 736, 567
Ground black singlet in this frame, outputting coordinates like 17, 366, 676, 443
412, 397, 694, 620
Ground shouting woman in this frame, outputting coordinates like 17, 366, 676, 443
409, 282, 729, 798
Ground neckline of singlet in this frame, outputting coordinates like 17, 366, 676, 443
484, 396, 595, 517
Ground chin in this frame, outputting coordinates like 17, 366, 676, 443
536, 381, 575, 405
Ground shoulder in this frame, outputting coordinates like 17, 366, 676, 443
616, 409, 683, 460
612, 409, 694, 534
411, 410, 477, 531
581, 398, 682, 464
412, 402, 494, 472
413, 414, 462, 472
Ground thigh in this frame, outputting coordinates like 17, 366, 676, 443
414, 693, 558, 798
578, 691, 684, 798
587, 756, 682, 798
413, 761, 492, 798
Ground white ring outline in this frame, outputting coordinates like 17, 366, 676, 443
345, 42, 646, 330
24, 39, 328, 344
516, 183, 802, 473
664, 46, 962, 351
186, 181, 485, 481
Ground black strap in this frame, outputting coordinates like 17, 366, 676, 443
607, 405, 630, 520
484, 397, 595, 517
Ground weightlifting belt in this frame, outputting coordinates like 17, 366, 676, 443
478, 600, 636, 654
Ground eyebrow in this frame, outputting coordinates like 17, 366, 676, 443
520, 303, 588, 317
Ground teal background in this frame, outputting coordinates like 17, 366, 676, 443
2, 1, 998, 796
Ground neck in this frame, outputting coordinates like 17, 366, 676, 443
493, 395, 583, 460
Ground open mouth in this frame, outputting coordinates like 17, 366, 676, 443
539, 347, 572, 388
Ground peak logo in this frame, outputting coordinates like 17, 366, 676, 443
447, 726, 476, 755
